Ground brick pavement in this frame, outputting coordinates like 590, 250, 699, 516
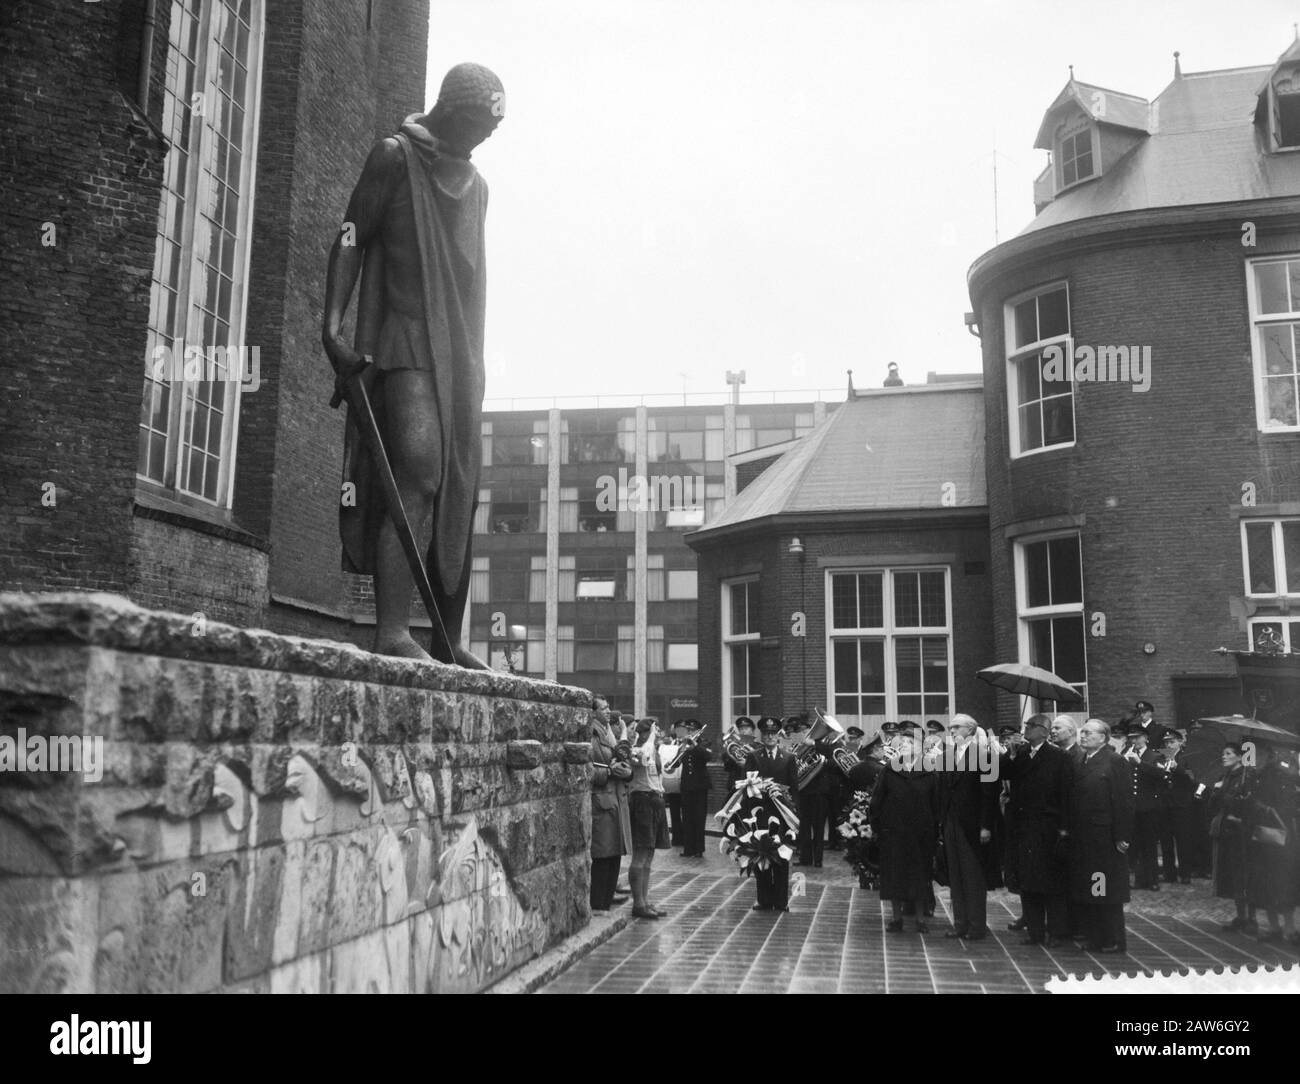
539, 847, 1300, 994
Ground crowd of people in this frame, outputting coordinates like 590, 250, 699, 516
587, 698, 1300, 950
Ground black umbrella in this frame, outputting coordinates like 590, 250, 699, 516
1183, 715, 1300, 780
977, 663, 1084, 719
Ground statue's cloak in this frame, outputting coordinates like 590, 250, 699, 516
340, 118, 487, 596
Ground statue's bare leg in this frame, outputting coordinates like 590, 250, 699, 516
373, 370, 441, 661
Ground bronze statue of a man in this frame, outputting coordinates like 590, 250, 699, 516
322, 63, 504, 665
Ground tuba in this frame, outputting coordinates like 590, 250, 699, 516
723, 729, 751, 768
795, 711, 846, 789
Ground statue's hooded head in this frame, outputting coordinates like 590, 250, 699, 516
423, 62, 505, 159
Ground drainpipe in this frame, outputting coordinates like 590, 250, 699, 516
137, 0, 159, 111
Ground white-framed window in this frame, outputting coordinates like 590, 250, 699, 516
557, 625, 575, 672
1004, 282, 1074, 457
667, 643, 698, 671
721, 576, 762, 723
1014, 532, 1088, 711
1245, 256, 1300, 431
826, 568, 952, 731
1056, 119, 1096, 189
1247, 617, 1300, 653
138, 0, 266, 506
1241, 517, 1300, 596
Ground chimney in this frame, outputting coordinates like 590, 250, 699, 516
883, 362, 903, 388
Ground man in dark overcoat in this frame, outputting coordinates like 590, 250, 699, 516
1124, 726, 1170, 890
1068, 718, 1135, 953
938, 714, 999, 940
1002, 713, 1072, 946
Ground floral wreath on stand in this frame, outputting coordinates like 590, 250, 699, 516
837, 790, 879, 890
715, 773, 800, 877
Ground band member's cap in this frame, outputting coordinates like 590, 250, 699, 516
995, 723, 1020, 737
684, 719, 702, 730
785, 718, 808, 732
846, 725, 865, 738
735, 717, 756, 730
1162, 729, 1186, 742
895, 719, 920, 734
880, 721, 900, 735
759, 718, 782, 734
1135, 700, 1154, 713
924, 719, 946, 734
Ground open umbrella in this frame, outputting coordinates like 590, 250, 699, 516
977, 663, 1084, 720
1183, 715, 1300, 781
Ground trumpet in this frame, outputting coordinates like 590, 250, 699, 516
664, 724, 709, 773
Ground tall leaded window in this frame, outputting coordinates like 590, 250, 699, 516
826, 568, 952, 730
721, 577, 762, 724
1004, 282, 1073, 457
1246, 257, 1300, 431
1015, 534, 1088, 711
139, 0, 264, 505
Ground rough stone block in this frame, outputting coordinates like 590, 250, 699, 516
506, 740, 543, 770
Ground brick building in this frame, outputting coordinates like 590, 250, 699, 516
468, 398, 830, 721
966, 44, 1300, 729
686, 378, 996, 734
1, 0, 429, 644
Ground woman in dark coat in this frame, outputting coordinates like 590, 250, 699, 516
868, 734, 938, 934
589, 708, 632, 912
1210, 742, 1253, 932
1244, 742, 1298, 943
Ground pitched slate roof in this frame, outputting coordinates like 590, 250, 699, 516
693, 384, 986, 536
1034, 79, 1152, 147
1023, 58, 1300, 236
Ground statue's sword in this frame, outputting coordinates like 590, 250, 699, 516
331, 358, 455, 663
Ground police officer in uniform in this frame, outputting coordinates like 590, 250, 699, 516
1157, 729, 1197, 884
1124, 721, 1169, 891
677, 719, 712, 857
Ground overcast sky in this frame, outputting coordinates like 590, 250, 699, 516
425, 0, 1299, 406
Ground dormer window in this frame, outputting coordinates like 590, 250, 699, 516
1059, 128, 1094, 186
1268, 66, 1300, 149
1055, 118, 1097, 191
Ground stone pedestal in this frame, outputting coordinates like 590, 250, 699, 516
0, 593, 594, 993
